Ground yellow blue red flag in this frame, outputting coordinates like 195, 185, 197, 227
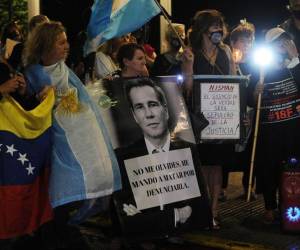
0, 90, 54, 239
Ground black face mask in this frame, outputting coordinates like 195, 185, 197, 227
292, 10, 300, 19
209, 31, 223, 45
170, 38, 181, 50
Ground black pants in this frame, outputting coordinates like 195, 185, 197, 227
221, 146, 253, 191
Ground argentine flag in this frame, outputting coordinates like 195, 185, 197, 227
85, 0, 161, 54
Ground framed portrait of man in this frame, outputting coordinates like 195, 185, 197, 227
100, 76, 212, 239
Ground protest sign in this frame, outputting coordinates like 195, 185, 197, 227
193, 75, 248, 142
124, 148, 201, 210
201, 82, 240, 139
88, 76, 212, 236
260, 77, 300, 124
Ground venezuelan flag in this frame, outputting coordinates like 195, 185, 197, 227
0, 90, 54, 239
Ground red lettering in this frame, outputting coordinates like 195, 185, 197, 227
274, 108, 293, 120
286, 107, 293, 118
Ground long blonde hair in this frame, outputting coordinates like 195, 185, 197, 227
23, 21, 66, 66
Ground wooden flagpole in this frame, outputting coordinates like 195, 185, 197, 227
247, 68, 264, 202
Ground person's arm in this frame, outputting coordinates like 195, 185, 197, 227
181, 47, 194, 98
284, 39, 300, 82
0, 76, 20, 97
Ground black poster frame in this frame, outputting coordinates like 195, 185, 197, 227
192, 75, 249, 144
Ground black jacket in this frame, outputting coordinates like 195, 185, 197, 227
112, 137, 212, 240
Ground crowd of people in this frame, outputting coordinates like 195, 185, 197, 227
1, 0, 300, 249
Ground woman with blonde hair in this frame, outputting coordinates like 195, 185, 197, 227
23, 21, 121, 247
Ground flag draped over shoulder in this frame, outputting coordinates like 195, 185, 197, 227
85, 0, 161, 54
0, 90, 54, 239
25, 63, 122, 210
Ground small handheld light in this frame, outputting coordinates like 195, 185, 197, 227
176, 74, 183, 84
253, 46, 274, 67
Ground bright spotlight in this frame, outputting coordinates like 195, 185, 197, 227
177, 74, 183, 83
253, 46, 274, 67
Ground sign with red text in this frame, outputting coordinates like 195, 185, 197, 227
200, 83, 240, 139
261, 77, 300, 124
124, 148, 201, 210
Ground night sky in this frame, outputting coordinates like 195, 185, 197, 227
41, 0, 290, 49
172, 0, 289, 40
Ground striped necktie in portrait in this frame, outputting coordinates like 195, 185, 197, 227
152, 148, 165, 154
152, 149, 160, 154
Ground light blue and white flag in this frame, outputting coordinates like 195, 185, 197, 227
85, 0, 161, 54
25, 63, 122, 209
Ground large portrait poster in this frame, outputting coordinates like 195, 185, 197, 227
86, 76, 211, 234
192, 75, 248, 143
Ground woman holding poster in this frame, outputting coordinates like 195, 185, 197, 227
102, 43, 211, 246
181, 9, 236, 229
110, 78, 211, 248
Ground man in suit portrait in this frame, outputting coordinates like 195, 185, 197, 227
126, 77, 171, 154
112, 78, 211, 243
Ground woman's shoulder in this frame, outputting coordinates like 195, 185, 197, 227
25, 63, 44, 74
219, 43, 231, 51
25, 64, 51, 91
25, 64, 47, 79
218, 43, 232, 58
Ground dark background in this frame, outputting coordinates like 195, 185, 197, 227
172, 0, 288, 38
41, 0, 290, 52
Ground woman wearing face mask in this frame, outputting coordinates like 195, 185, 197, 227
181, 9, 236, 230
187, 9, 235, 77
181, 9, 236, 96
151, 23, 186, 76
